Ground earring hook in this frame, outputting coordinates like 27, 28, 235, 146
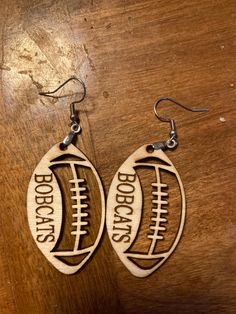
154, 97, 208, 122
39, 76, 87, 149
151, 97, 208, 150
39, 76, 86, 121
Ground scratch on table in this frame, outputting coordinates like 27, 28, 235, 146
0, 65, 11, 71
28, 74, 43, 90
82, 44, 96, 71
19, 54, 33, 61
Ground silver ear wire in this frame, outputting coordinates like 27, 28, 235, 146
39, 76, 86, 102
39, 76, 86, 149
152, 97, 209, 150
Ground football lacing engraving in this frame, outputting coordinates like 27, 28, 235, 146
147, 182, 168, 255
69, 163, 89, 251
70, 178, 89, 248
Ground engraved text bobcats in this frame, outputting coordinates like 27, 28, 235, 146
112, 172, 136, 243
34, 174, 55, 243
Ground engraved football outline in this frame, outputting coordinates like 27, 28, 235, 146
27, 143, 105, 275
106, 144, 186, 278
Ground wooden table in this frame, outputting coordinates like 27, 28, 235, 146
1, 0, 236, 313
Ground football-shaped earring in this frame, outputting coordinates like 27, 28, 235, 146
106, 97, 208, 277
27, 77, 105, 274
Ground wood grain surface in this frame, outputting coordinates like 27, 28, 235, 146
0, 0, 236, 313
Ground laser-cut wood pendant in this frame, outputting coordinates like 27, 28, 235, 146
27, 143, 105, 274
106, 144, 186, 278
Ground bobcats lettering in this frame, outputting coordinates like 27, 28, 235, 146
34, 174, 55, 243
112, 172, 136, 243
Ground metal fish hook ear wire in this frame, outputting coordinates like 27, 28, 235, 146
151, 97, 208, 151
39, 76, 87, 149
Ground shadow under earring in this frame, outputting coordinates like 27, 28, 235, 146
106, 97, 208, 277
27, 77, 105, 274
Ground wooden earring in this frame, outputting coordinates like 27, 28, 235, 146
106, 97, 208, 278
27, 77, 105, 274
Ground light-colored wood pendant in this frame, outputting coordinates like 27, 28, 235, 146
27, 143, 105, 274
106, 144, 186, 278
